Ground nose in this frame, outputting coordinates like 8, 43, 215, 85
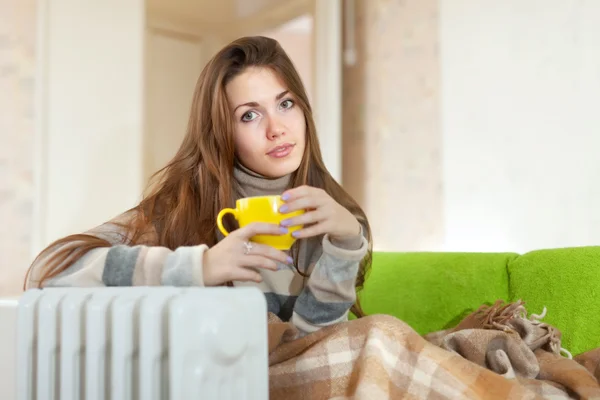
266, 114, 285, 140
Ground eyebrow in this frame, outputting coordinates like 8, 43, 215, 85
233, 90, 289, 113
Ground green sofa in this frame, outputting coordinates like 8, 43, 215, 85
357, 246, 600, 356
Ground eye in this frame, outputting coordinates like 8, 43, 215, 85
241, 111, 259, 122
280, 99, 294, 110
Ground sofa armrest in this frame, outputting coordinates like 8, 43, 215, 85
508, 246, 600, 356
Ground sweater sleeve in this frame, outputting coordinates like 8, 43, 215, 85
27, 215, 208, 289
291, 228, 368, 334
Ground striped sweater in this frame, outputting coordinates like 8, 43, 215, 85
28, 164, 369, 334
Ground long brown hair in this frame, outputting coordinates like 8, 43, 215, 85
26, 36, 372, 316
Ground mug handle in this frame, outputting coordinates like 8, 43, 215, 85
216, 208, 238, 237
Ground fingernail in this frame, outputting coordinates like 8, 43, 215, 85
282, 193, 290, 201
292, 231, 300, 238
279, 227, 289, 234
280, 219, 291, 227
279, 205, 289, 213
286, 256, 294, 264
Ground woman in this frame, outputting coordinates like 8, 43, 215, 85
26, 36, 372, 334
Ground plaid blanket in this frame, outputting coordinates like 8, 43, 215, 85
268, 301, 600, 399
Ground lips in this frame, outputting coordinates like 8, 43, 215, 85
267, 143, 295, 158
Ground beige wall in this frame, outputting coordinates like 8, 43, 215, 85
39, 0, 146, 251
440, 0, 600, 252
0, 1, 36, 296
343, 0, 600, 253
342, 0, 443, 251
144, 30, 203, 182
0, 0, 146, 297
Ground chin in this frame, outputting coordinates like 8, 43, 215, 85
261, 157, 302, 178
264, 164, 299, 178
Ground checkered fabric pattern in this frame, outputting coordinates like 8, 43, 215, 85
267, 303, 600, 399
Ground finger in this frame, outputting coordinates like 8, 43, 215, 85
280, 196, 325, 214
230, 267, 263, 283
247, 243, 293, 265
291, 222, 328, 239
235, 222, 288, 238
281, 185, 313, 201
242, 255, 278, 271
280, 209, 324, 228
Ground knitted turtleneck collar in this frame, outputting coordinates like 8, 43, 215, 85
232, 161, 292, 199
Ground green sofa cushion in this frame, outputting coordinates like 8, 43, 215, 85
359, 252, 517, 335
508, 246, 600, 356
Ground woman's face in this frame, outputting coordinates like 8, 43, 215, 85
226, 67, 306, 178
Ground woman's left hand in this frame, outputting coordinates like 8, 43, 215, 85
279, 185, 361, 240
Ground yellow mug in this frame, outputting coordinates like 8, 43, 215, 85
216, 195, 304, 250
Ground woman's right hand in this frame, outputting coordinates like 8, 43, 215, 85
202, 223, 293, 286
